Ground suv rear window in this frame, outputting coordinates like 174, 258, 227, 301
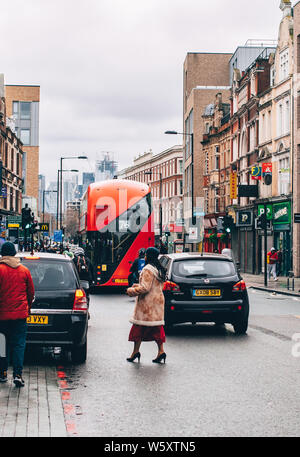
22, 259, 77, 291
173, 259, 236, 278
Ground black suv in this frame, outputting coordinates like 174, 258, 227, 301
17, 252, 89, 363
160, 253, 249, 334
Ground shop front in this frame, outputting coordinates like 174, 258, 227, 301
236, 210, 255, 274
257, 201, 291, 277
272, 201, 291, 277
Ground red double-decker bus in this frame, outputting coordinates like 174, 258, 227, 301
79, 179, 154, 287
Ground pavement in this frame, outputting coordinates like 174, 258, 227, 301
0, 362, 67, 437
242, 273, 300, 296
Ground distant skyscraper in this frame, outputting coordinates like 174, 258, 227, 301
82, 172, 95, 194
95, 152, 117, 182
45, 181, 57, 215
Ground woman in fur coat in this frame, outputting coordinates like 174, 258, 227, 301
126, 247, 167, 363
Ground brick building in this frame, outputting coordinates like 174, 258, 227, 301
182, 53, 232, 232
293, 0, 300, 276
201, 93, 231, 252
5, 84, 40, 205
0, 77, 24, 239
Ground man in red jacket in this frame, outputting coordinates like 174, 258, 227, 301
0, 242, 34, 387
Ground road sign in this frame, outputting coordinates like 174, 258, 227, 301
54, 230, 63, 243
294, 213, 300, 223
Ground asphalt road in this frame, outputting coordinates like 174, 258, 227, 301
58, 287, 300, 437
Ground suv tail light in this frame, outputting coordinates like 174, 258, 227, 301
73, 289, 88, 312
232, 280, 246, 291
163, 281, 181, 292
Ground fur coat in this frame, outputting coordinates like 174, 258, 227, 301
127, 264, 165, 327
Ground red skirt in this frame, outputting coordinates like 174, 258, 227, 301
128, 324, 165, 344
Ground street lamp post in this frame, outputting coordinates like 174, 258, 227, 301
59, 168, 80, 230
59, 156, 87, 230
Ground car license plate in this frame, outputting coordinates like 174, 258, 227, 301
27, 315, 49, 325
193, 289, 221, 297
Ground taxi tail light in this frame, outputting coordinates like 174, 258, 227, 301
232, 280, 246, 291
73, 289, 88, 312
163, 281, 181, 292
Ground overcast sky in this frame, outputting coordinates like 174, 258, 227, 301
1, 0, 283, 185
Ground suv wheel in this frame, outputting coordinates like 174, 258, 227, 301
233, 317, 248, 335
71, 339, 87, 363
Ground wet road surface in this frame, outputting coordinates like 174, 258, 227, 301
45, 288, 300, 437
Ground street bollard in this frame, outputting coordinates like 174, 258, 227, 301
0, 332, 6, 358
287, 271, 294, 291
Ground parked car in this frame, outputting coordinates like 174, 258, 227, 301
17, 252, 89, 363
160, 253, 249, 334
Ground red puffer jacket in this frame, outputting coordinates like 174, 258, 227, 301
0, 257, 35, 320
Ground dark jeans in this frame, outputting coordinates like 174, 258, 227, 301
0, 319, 27, 377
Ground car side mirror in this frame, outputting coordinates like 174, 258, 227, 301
80, 280, 89, 291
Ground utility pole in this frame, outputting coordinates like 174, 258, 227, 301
264, 203, 268, 287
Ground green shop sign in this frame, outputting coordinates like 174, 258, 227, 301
272, 201, 291, 225
258, 204, 273, 220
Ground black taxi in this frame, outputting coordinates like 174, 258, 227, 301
18, 252, 89, 363
160, 253, 249, 334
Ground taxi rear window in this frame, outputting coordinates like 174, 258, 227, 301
22, 259, 77, 291
173, 259, 236, 278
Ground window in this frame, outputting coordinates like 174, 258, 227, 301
12, 102, 19, 116
178, 159, 183, 173
20, 102, 31, 120
179, 180, 183, 195
270, 66, 275, 87
215, 154, 220, 170
261, 114, 265, 143
20, 129, 30, 145
285, 99, 290, 133
22, 260, 77, 291
278, 103, 283, 136
279, 157, 290, 195
205, 151, 209, 175
215, 188, 220, 213
267, 110, 272, 141
280, 49, 289, 81
173, 259, 236, 278
11, 148, 14, 172
185, 109, 193, 159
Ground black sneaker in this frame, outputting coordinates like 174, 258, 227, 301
13, 375, 25, 387
0, 371, 7, 383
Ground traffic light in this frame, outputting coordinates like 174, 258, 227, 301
217, 215, 234, 233
256, 212, 267, 229
22, 204, 33, 229
30, 220, 38, 234
223, 215, 234, 233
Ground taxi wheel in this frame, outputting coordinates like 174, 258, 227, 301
233, 317, 248, 335
71, 339, 87, 363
